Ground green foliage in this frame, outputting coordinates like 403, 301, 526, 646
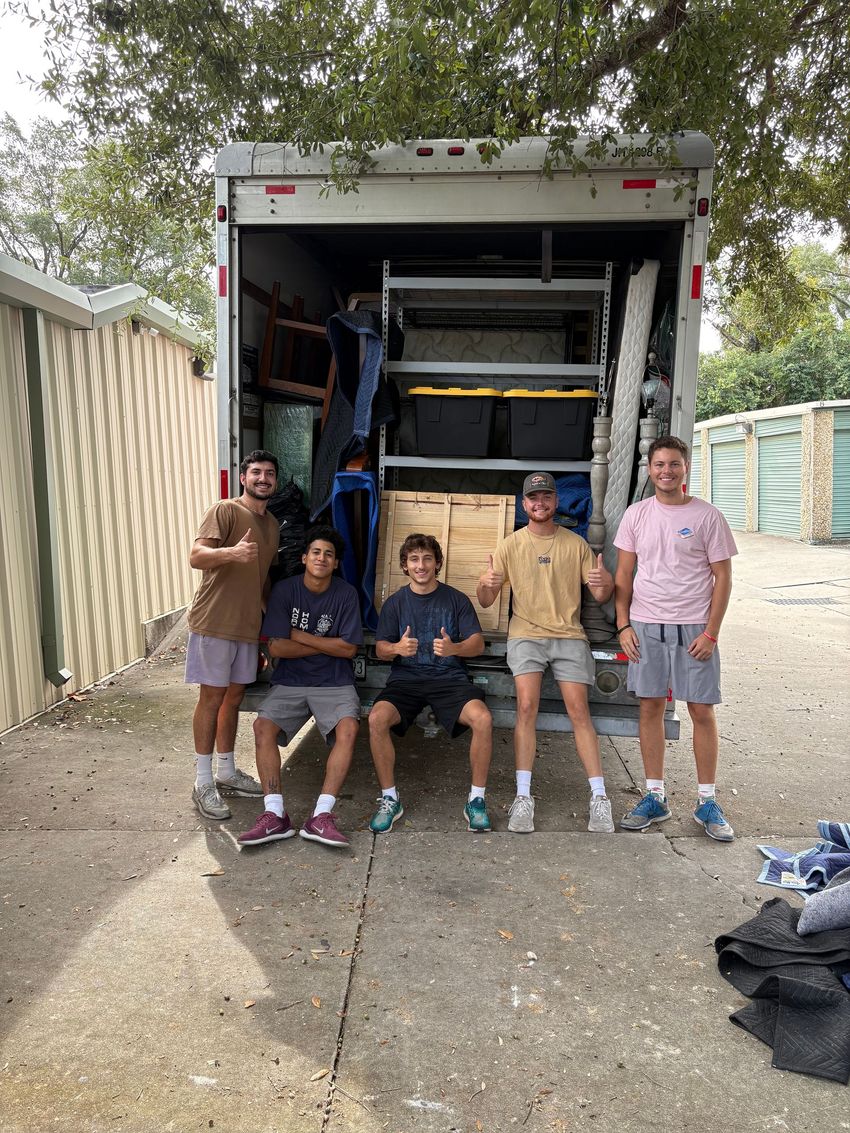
709, 243, 850, 353
10, 0, 850, 299
697, 324, 850, 420
0, 113, 214, 335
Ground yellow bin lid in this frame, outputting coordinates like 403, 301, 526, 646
503, 389, 598, 399
408, 386, 503, 397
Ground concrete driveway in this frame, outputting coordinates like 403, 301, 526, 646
1, 532, 848, 1132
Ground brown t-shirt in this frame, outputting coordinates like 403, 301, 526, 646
187, 498, 279, 643
493, 526, 594, 640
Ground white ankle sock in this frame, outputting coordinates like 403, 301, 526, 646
216, 752, 236, 779
469, 786, 486, 802
698, 782, 716, 800
382, 787, 399, 800
588, 776, 606, 798
516, 771, 532, 797
646, 778, 665, 797
194, 754, 214, 789
313, 794, 335, 817
264, 793, 284, 818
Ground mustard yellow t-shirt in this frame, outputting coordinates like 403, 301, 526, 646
187, 498, 279, 643
494, 526, 594, 640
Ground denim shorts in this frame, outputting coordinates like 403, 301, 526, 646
627, 621, 721, 704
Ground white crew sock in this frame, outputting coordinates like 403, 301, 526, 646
697, 782, 716, 800
588, 776, 606, 798
646, 778, 665, 798
313, 793, 336, 817
264, 793, 285, 818
194, 754, 214, 789
216, 751, 236, 779
516, 770, 532, 797
382, 787, 399, 800
469, 786, 486, 802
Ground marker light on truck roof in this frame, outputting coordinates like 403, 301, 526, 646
447, 146, 465, 155
216, 205, 227, 221
416, 147, 434, 156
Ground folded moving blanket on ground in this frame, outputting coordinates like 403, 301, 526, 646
758, 821, 850, 894
715, 896, 850, 1083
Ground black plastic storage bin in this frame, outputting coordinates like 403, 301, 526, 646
409, 387, 502, 457
504, 390, 598, 459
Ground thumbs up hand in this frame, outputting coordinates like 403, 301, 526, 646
396, 624, 419, 657
586, 551, 613, 598
433, 626, 455, 657
480, 553, 504, 591
230, 527, 258, 563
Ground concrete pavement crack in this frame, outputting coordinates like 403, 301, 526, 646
321, 835, 378, 1131
666, 835, 760, 912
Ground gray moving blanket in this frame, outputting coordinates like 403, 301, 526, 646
715, 897, 850, 1083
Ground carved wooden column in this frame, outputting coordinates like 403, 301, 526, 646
632, 414, 661, 504
582, 414, 613, 643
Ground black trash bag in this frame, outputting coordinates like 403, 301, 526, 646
266, 478, 309, 581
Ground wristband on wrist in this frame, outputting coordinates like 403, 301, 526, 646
702, 631, 718, 643
616, 624, 632, 634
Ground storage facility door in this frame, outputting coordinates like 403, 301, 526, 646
757, 432, 801, 537
689, 442, 702, 498
710, 440, 746, 528
833, 411, 850, 539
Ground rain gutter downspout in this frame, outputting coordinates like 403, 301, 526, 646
22, 308, 73, 687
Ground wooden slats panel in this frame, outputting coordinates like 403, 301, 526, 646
376, 492, 513, 633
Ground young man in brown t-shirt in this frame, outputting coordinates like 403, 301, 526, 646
185, 450, 280, 820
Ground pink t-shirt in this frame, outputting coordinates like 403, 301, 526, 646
614, 496, 738, 624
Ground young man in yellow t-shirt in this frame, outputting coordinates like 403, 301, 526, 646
477, 472, 614, 834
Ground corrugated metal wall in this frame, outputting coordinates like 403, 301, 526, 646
0, 306, 216, 734
833, 409, 850, 539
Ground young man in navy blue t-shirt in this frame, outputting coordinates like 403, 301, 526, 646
238, 526, 363, 850
369, 533, 493, 833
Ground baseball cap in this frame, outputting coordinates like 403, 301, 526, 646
522, 472, 556, 496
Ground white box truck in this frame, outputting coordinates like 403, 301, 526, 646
214, 133, 714, 737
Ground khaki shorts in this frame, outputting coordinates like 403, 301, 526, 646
507, 637, 594, 686
257, 684, 361, 743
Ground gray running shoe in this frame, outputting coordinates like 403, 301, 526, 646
588, 795, 615, 833
215, 768, 263, 796
193, 782, 231, 820
693, 797, 735, 842
508, 794, 535, 833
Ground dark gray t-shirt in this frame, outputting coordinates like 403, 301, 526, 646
376, 583, 482, 681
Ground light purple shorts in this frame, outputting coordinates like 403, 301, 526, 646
184, 632, 259, 687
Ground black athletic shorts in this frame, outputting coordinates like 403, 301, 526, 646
374, 677, 485, 739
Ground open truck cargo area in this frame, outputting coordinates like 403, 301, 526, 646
216, 134, 715, 738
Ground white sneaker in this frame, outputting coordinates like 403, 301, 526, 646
588, 794, 615, 833
192, 782, 231, 820
508, 794, 535, 833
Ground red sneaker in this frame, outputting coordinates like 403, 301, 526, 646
299, 812, 350, 848
238, 811, 296, 846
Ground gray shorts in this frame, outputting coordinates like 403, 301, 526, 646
627, 621, 721, 704
184, 632, 259, 686
257, 684, 361, 743
507, 637, 594, 686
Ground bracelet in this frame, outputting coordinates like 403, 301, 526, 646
616, 624, 632, 634
702, 631, 718, 643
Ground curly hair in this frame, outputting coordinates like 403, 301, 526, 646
399, 533, 443, 575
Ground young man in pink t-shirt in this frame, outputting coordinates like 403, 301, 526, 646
614, 436, 738, 841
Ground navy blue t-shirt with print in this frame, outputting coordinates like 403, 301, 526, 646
376, 582, 482, 682
262, 574, 363, 687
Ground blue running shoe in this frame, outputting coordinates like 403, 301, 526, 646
620, 791, 671, 831
369, 795, 404, 833
693, 797, 735, 842
464, 796, 492, 832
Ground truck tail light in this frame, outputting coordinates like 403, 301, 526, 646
216, 205, 227, 221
